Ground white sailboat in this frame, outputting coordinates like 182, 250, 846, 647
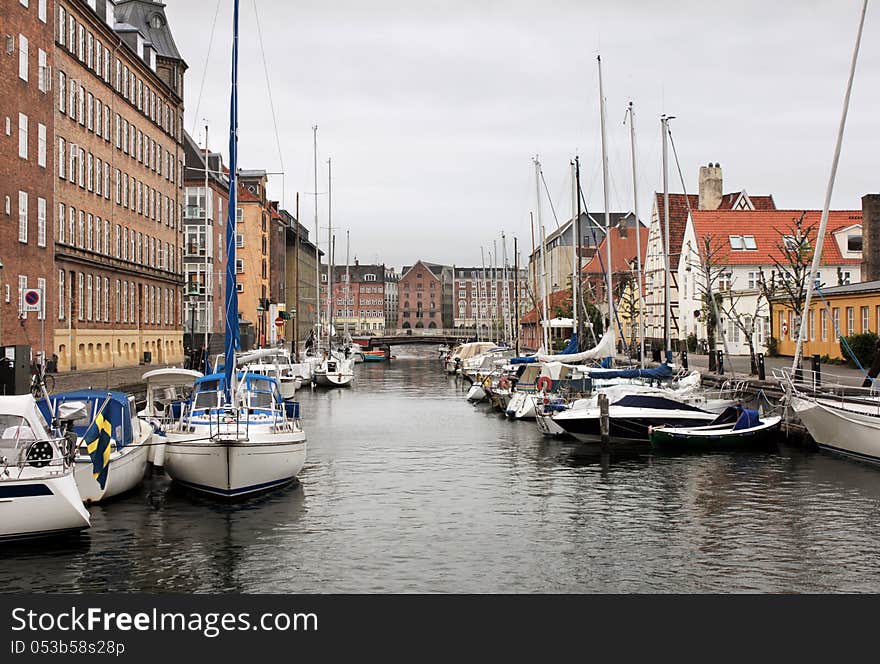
0, 395, 90, 541
162, 0, 307, 498
783, 1, 879, 464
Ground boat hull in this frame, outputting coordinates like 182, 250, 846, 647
650, 416, 782, 450
74, 426, 150, 503
0, 473, 90, 542
555, 408, 717, 444
314, 371, 354, 387
791, 395, 880, 464
164, 430, 307, 499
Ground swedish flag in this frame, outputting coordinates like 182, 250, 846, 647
83, 398, 113, 490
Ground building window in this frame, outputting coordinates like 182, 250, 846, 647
18, 113, 28, 160
58, 270, 65, 320
37, 49, 47, 92
235, 259, 244, 274
18, 34, 28, 81
862, 306, 870, 333
37, 123, 46, 167
848, 235, 863, 252
58, 137, 66, 178
833, 308, 840, 341
18, 191, 28, 243
846, 307, 855, 336
37, 197, 46, 247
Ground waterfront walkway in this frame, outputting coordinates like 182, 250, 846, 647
53, 362, 182, 393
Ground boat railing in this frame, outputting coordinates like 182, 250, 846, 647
0, 436, 74, 479
773, 367, 880, 416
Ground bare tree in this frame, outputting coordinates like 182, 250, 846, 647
686, 234, 728, 352
769, 212, 819, 338
719, 290, 766, 374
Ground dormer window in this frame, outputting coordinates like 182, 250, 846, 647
743, 235, 757, 250
149, 14, 166, 29
729, 235, 744, 250
847, 234, 863, 252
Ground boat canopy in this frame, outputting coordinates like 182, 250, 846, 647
38, 390, 134, 447
0, 394, 52, 445
142, 368, 204, 387
587, 363, 673, 381
612, 394, 707, 412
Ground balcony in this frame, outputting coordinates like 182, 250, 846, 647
185, 205, 213, 221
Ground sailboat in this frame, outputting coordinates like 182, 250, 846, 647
782, 1, 880, 465
161, 0, 307, 498
313, 158, 354, 387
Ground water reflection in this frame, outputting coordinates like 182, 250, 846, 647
3, 345, 880, 593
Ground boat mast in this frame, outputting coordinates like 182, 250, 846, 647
661, 114, 672, 363
203, 122, 210, 366
223, 0, 241, 404
598, 55, 614, 357
480, 246, 488, 342
345, 230, 350, 337
514, 236, 520, 355
535, 158, 549, 350
575, 156, 584, 347
570, 159, 578, 343
326, 158, 332, 351
501, 232, 510, 344
312, 124, 319, 354
794, 0, 867, 372
627, 101, 645, 368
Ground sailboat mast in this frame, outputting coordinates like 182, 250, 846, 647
535, 158, 549, 350
598, 56, 614, 354
570, 160, 578, 341
201, 123, 211, 364
661, 115, 672, 362
326, 158, 332, 349
480, 246, 488, 342
794, 0, 867, 371
345, 230, 350, 336
514, 236, 520, 355
575, 156, 583, 346
223, 0, 241, 404
312, 124, 319, 353
628, 102, 645, 368
501, 232, 510, 344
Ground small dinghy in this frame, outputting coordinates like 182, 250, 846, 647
649, 405, 782, 451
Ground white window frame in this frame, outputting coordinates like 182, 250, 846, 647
18, 191, 28, 243
19, 34, 29, 81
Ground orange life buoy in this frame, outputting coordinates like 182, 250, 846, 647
536, 376, 553, 393
498, 376, 511, 389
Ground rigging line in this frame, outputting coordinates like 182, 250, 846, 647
539, 167, 561, 229
252, 0, 286, 194
189, 0, 223, 138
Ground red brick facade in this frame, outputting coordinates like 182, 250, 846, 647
397, 260, 443, 329
0, 0, 56, 360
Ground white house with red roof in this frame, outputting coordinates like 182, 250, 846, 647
643, 163, 776, 350
677, 208, 863, 355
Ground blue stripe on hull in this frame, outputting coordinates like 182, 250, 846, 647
817, 443, 880, 465
0, 484, 53, 498
173, 476, 297, 499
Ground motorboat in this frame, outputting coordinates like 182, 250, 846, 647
0, 394, 90, 541
162, 372, 307, 499
238, 348, 300, 398
38, 390, 151, 504
139, 368, 204, 468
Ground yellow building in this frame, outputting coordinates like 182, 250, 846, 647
236, 172, 272, 348
776, 280, 880, 359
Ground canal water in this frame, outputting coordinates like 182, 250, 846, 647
4, 345, 880, 593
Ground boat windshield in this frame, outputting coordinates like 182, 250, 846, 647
246, 378, 278, 409
194, 381, 222, 410
0, 415, 37, 450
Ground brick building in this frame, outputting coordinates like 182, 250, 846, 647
452, 266, 527, 340
396, 260, 453, 330
325, 262, 389, 335
0, 0, 55, 361
53, 0, 186, 370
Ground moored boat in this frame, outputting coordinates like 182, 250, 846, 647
650, 406, 782, 450
0, 395, 91, 542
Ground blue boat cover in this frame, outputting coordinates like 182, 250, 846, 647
733, 407, 761, 431
612, 394, 708, 412
587, 363, 674, 380
38, 390, 134, 447
510, 333, 578, 364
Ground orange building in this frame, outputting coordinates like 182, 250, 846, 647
775, 280, 880, 360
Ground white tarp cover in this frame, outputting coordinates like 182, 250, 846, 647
536, 329, 615, 363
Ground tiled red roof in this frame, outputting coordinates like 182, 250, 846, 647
690, 210, 862, 266
654, 191, 777, 270
582, 225, 649, 275
521, 289, 571, 324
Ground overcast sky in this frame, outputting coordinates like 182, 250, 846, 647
164, 0, 879, 270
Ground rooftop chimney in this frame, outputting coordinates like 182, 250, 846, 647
861, 194, 880, 281
698, 163, 722, 211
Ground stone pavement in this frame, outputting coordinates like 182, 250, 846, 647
52, 362, 183, 394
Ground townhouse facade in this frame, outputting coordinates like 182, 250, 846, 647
396, 260, 453, 330
678, 208, 862, 355
326, 262, 389, 335
283, 210, 321, 350
643, 163, 776, 350
182, 129, 227, 358
1, 0, 55, 362
452, 266, 527, 341
53, 0, 186, 370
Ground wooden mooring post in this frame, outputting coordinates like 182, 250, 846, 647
598, 392, 610, 451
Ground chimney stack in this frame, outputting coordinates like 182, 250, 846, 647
861, 194, 880, 281
698, 163, 723, 211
